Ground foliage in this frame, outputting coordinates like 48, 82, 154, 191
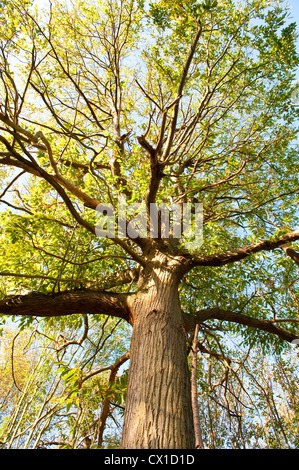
194, 341, 299, 449
0, 0, 299, 448
0, 317, 130, 448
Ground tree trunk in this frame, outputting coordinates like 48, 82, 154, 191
121, 252, 195, 449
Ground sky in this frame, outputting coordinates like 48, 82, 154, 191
289, 0, 299, 24
289, 0, 299, 78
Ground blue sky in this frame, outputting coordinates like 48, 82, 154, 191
288, 0, 299, 78
289, 0, 299, 22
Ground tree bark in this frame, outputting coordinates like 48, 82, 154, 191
121, 252, 195, 449
0, 290, 130, 321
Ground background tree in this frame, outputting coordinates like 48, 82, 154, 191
0, 317, 130, 449
193, 339, 299, 449
0, 0, 299, 449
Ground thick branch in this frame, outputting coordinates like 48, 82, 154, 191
281, 244, 299, 266
137, 134, 162, 209
183, 308, 299, 344
0, 289, 131, 323
190, 231, 299, 267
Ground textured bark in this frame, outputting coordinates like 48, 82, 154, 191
0, 290, 130, 321
121, 252, 195, 449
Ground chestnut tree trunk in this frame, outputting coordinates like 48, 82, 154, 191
121, 252, 195, 449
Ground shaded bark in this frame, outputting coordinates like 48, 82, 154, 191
0, 290, 130, 322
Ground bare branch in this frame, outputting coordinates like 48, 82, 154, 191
55, 314, 89, 352
161, 23, 203, 162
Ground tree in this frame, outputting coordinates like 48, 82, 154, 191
0, 0, 299, 449
0, 327, 39, 422
193, 341, 299, 449
0, 318, 130, 449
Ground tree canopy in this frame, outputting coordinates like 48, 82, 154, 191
0, 0, 299, 449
